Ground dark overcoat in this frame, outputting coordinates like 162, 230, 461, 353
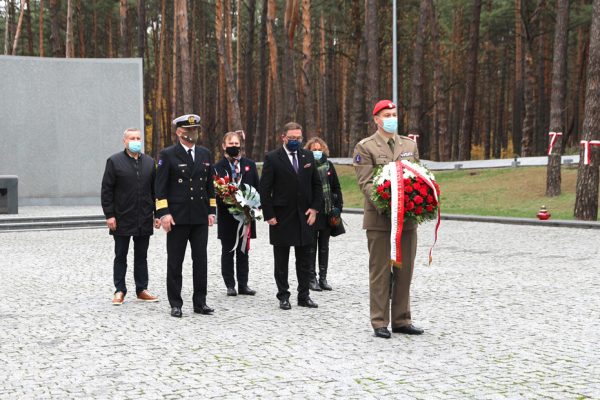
101, 150, 156, 236
213, 156, 260, 240
259, 147, 323, 246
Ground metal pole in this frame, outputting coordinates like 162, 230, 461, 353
392, 0, 398, 106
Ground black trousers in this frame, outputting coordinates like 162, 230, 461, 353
166, 224, 208, 308
113, 235, 150, 295
310, 227, 331, 279
273, 244, 312, 301
220, 237, 249, 289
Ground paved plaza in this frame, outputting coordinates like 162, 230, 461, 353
1, 213, 599, 399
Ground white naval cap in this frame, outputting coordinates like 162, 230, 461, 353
173, 114, 201, 128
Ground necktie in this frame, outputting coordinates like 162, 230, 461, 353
187, 148, 194, 165
388, 138, 395, 154
232, 160, 240, 180
292, 152, 299, 173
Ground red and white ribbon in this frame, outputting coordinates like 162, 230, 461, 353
548, 132, 563, 156
389, 160, 441, 267
401, 160, 441, 265
580, 140, 600, 165
389, 161, 405, 267
407, 134, 419, 145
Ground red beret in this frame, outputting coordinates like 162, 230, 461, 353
372, 100, 396, 116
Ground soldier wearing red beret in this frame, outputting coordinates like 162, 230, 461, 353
352, 100, 424, 339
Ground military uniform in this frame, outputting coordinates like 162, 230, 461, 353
353, 131, 419, 330
155, 115, 216, 312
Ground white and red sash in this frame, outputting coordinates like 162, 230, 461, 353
389, 160, 441, 267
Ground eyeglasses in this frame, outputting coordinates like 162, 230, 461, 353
285, 136, 303, 141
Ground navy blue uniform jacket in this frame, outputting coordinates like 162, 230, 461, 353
154, 143, 216, 225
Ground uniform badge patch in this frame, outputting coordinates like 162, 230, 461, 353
400, 152, 414, 157
354, 154, 361, 163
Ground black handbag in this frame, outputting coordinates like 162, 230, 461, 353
328, 208, 346, 237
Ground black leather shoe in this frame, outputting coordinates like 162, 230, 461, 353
238, 286, 256, 295
193, 304, 214, 315
309, 278, 322, 291
392, 324, 424, 335
226, 287, 237, 296
298, 297, 318, 308
170, 307, 182, 318
279, 299, 291, 310
374, 327, 391, 338
319, 279, 332, 291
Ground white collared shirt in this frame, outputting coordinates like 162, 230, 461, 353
180, 142, 195, 161
284, 145, 298, 166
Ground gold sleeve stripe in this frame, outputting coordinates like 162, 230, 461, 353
156, 199, 169, 210
209, 198, 217, 207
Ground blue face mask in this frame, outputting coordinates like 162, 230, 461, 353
312, 150, 323, 160
128, 141, 142, 153
382, 117, 398, 134
286, 139, 301, 152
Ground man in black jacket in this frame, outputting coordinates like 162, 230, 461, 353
259, 122, 323, 310
101, 128, 160, 306
214, 131, 260, 297
155, 114, 217, 318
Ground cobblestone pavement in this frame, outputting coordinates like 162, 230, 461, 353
1, 214, 599, 399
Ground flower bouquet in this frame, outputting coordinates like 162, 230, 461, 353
214, 174, 262, 252
370, 160, 441, 267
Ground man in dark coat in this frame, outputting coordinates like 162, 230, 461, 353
101, 128, 160, 306
214, 131, 260, 297
259, 122, 323, 310
155, 114, 217, 318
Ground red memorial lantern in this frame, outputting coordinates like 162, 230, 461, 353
536, 205, 551, 220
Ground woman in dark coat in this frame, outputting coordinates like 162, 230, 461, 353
213, 131, 260, 296
304, 137, 343, 291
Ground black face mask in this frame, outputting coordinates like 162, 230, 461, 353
225, 146, 241, 157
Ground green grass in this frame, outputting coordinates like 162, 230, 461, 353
335, 165, 584, 220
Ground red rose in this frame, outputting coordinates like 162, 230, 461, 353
426, 205, 433, 212
405, 185, 413, 193
224, 176, 230, 183
406, 201, 415, 211
381, 192, 390, 200
413, 183, 421, 191
377, 185, 384, 193
419, 187, 428, 196
426, 195, 434, 203
415, 206, 423, 215
383, 180, 391, 188
404, 178, 411, 186
414, 195, 424, 205
434, 182, 441, 195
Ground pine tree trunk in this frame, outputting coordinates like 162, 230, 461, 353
348, 32, 368, 156
175, 0, 192, 113
11, 0, 25, 55
408, 0, 429, 141
216, 0, 243, 131
282, 0, 299, 121
25, 0, 34, 55
119, 0, 129, 57
574, 0, 600, 221
137, 0, 146, 58
428, 0, 447, 161
49, 0, 61, 57
38, 0, 44, 56
244, 0, 257, 158
252, 0, 268, 160
513, 0, 524, 155
65, 0, 74, 57
458, 0, 481, 160
76, 0, 85, 57
546, 0, 569, 197
365, 0, 379, 129
300, 0, 315, 134
266, 0, 284, 130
